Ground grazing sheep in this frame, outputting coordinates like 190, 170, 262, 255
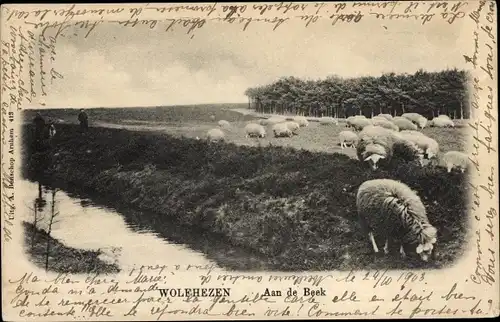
402, 113, 428, 129
218, 120, 230, 128
429, 117, 455, 128
356, 126, 397, 169
350, 118, 373, 131
293, 115, 309, 127
437, 114, 452, 120
346, 115, 367, 127
440, 151, 469, 173
399, 132, 440, 164
372, 117, 399, 131
319, 116, 337, 125
285, 121, 300, 135
339, 130, 359, 149
210, 114, 216, 121
357, 126, 421, 169
392, 117, 418, 131
245, 123, 266, 138
273, 122, 293, 137
207, 128, 224, 142
356, 179, 438, 261
377, 113, 393, 120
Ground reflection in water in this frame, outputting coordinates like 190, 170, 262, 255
20, 180, 268, 272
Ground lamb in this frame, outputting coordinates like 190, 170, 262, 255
338, 130, 359, 149
372, 117, 399, 131
245, 123, 266, 138
319, 116, 337, 125
349, 118, 373, 131
429, 117, 455, 128
402, 113, 428, 129
218, 120, 230, 128
377, 113, 393, 120
285, 121, 300, 135
272, 122, 293, 137
392, 117, 418, 131
356, 178, 438, 261
440, 151, 469, 173
207, 128, 225, 142
293, 115, 309, 127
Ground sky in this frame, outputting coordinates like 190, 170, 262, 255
42, 10, 473, 108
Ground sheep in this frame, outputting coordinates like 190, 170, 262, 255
437, 114, 452, 120
338, 130, 359, 149
377, 113, 393, 120
356, 126, 397, 169
346, 115, 367, 127
429, 117, 455, 128
218, 120, 230, 128
356, 178, 438, 261
399, 132, 440, 165
273, 122, 293, 137
440, 151, 470, 173
293, 115, 309, 127
392, 117, 418, 131
207, 128, 225, 142
350, 118, 373, 131
357, 126, 421, 169
245, 123, 266, 138
372, 117, 399, 131
210, 114, 216, 121
319, 116, 337, 125
402, 113, 428, 129
285, 121, 300, 135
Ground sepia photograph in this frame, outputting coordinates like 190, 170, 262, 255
2, 1, 498, 320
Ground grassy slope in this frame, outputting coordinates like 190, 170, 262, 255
23, 222, 120, 274
23, 123, 469, 271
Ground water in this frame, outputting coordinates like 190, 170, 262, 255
18, 179, 268, 272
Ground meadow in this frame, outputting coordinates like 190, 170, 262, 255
22, 106, 471, 271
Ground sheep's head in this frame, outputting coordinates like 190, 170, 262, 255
364, 154, 385, 170
416, 225, 438, 262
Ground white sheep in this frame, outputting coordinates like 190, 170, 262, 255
285, 121, 300, 135
293, 115, 309, 127
357, 126, 421, 169
245, 123, 266, 138
319, 116, 338, 125
440, 151, 469, 173
350, 118, 373, 131
399, 132, 440, 164
346, 115, 367, 127
338, 130, 359, 149
272, 122, 293, 137
356, 126, 397, 169
377, 113, 393, 120
372, 117, 399, 131
356, 178, 438, 261
429, 117, 455, 128
402, 113, 428, 129
392, 117, 418, 131
210, 114, 216, 121
218, 120, 230, 128
207, 128, 225, 142
437, 114, 452, 120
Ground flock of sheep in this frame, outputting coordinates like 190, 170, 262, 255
202, 112, 467, 263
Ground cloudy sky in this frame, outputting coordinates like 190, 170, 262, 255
43, 10, 472, 108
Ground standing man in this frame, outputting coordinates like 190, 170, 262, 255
78, 109, 89, 132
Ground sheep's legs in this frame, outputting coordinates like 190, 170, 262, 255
340, 142, 345, 149
368, 232, 379, 253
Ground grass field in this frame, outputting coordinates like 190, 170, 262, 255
22, 106, 471, 271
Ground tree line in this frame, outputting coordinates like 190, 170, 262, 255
244, 68, 470, 120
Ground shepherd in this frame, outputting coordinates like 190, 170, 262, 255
78, 109, 89, 132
